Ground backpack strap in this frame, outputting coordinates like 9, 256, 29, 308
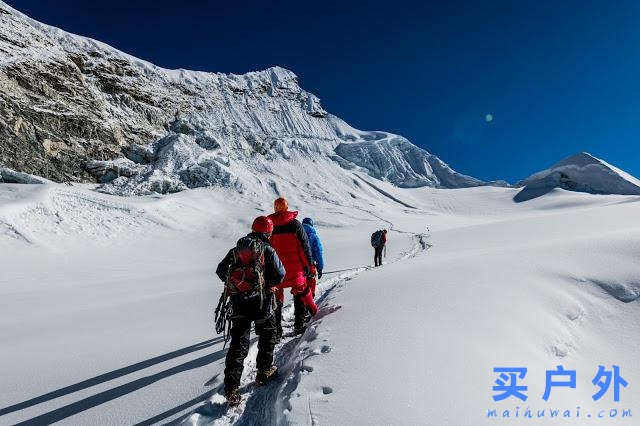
253, 240, 266, 309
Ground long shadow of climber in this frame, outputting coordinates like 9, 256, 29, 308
6, 337, 225, 425
1, 337, 224, 417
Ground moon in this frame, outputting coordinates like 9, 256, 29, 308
485, 114, 493, 122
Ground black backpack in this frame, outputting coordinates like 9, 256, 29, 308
371, 230, 384, 247
226, 237, 266, 298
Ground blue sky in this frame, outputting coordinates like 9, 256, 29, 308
7, 0, 640, 182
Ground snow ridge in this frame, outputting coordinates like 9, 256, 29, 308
0, 0, 483, 193
514, 152, 640, 202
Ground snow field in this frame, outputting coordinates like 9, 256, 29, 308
1, 182, 640, 425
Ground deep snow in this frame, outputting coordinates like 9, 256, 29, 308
1, 180, 639, 425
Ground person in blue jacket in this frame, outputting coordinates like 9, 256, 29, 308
302, 217, 324, 298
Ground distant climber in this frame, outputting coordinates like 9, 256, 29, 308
269, 198, 318, 336
215, 216, 285, 406
302, 217, 324, 316
371, 229, 387, 267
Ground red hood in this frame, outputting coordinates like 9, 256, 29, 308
269, 210, 298, 226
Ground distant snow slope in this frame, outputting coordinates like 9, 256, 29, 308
0, 0, 483, 192
278, 188, 640, 426
515, 152, 640, 201
2, 182, 639, 425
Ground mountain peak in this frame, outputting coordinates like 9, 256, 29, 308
514, 152, 640, 202
0, 2, 483, 194
551, 152, 601, 168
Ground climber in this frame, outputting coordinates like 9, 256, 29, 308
302, 217, 324, 298
371, 229, 387, 267
215, 216, 285, 406
269, 197, 318, 336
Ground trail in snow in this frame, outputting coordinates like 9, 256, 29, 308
0, 182, 421, 425
352, 205, 432, 258
4, 183, 640, 425
179, 213, 432, 425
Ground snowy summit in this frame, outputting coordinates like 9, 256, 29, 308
515, 152, 640, 202
0, 0, 483, 195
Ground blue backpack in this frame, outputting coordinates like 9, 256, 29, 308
371, 230, 384, 247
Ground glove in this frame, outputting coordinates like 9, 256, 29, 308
307, 264, 317, 278
317, 270, 322, 279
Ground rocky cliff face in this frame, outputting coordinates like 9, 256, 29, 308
0, 1, 484, 194
1, 5, 166, 180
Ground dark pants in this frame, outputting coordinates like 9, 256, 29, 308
293, 292, 307, 330
274, 299, 283, 339
374, 245, 384, 266
224, 295, 277, 393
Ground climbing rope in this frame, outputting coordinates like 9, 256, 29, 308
321, 266, 367, 275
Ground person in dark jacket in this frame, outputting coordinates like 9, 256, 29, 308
215, 216, 285, 405
372, 229, 387, 267
302, 217, 324, 298
268, 197, 317, 335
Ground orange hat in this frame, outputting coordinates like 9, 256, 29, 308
274, 197, 288, 212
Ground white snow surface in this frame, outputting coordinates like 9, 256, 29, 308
515, 152, 640, 201
0, 167, 50, 184
1, 3, 640, 425
1, 180, 640, 425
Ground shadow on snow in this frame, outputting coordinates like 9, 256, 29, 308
3, 337, 225, 425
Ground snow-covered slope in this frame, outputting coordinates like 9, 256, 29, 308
3, 2, 640, 425
515, 152, 640, 202
278, 188, 640, 426
0, 0, 482, 193
1, 182, 639, 425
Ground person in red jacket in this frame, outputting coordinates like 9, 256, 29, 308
269, 197, 318, 336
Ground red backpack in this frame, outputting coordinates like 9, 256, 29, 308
226, 237, 266, 297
